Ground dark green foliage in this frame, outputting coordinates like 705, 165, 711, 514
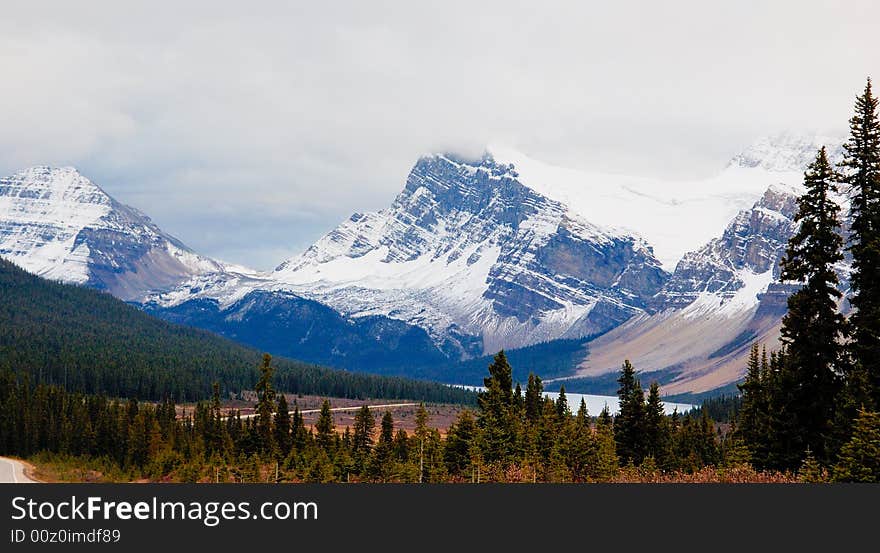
369, 410, 395, 481
0, 258, 476, 405
351, 405, 375, 472
315, 400, 335, 451
476, 351, 517, 463
737, 344, 771, 467
524, 373, 544, 423
273, 393, 292, 458
778, 146, 845, 463
671, 410, 719, 472
254, 354, 276, 453
833, 409, 880, 482
644, 382, 671, 468
615, 360, 646, 465
696, 394, 741, 424
0, 352, 733, 482
444, 410, 478, 477
556, 385, 570, 419
843, 78, 880, 410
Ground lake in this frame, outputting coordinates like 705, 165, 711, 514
455, 385, 696, 415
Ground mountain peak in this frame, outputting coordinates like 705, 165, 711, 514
0, 166, 219, 299
4, 165, 112, 206
728, 132, 845, 172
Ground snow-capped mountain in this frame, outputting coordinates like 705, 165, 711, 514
142, 132, 847, 388
566, 134, 850, 394
1, 132, 849, 393
270, 154, 668, 354
572, 186, 804, 394
0, 166, 221, 300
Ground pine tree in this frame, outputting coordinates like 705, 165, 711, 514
443, 409, 477, 477
615, 360, 646, 466
378, 410, 394, 448
778, 146, 846, 463
798, 447, 826, 483
315, 400, 335, 452
291, 404, 307, 452
352, 405, 375, 473
833, 409, 880, 482
644, 382, 670, 468
392, 428, 409, 463
524, 373, 544, 423
273, 393, 292, 459
597, 404, 613, 429
476, 351, 516, 463
370, 410, 395, 481
594, 406, 619, 481
480, 350, 513, 407
555, 386, 570, 419
414, 403, 429, 483
764, 349, 804, 470
737, 344, 777, 468
254, 353, 276, 453
843, 78, 880, 409
563, 398, 596, 481
512, 382, 524, 417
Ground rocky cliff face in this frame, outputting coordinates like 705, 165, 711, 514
652, 184, 801, 310
272, 153, 669, 355
0, 166, 219, 300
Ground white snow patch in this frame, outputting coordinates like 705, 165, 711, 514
680, 268, 776, 320
488, 145, 806, 271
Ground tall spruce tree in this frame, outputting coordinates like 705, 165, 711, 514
443, 410, 477, 477
352, 405, 375, 473
737, 344, 770, 468
476, 351, 516, 463
254, 353, 276, 453
315, 400, 335, 451
644, 382, 670, 468
595, 404, 619, 481
778, 146, 846, 463
556, 386, 570, 419
524, 373, 544, 423
843, 78, 880, 409
273, 393, 292, 458
370, 410, 396, 481
291, 404, 307, 452
615, 360, 646, 466
833, 408, 880, 482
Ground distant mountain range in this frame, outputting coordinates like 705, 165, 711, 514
0, 133, 851, 395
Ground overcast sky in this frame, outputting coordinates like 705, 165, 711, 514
1, 1, 878, 268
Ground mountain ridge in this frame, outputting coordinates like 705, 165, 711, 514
0, 132, 850, 394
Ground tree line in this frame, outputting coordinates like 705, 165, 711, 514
0, 258, 475, 405
2, 349, 876, 482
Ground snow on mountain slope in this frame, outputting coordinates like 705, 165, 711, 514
567, 152, 850, 394
489, 132, 843, 271
149, 132, 846, 378
266, 153, 668, 355
0, 166, 222, 300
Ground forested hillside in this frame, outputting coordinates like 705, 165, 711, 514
0, 259, 474, 404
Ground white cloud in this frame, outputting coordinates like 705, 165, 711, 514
0, 0, 877, 268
